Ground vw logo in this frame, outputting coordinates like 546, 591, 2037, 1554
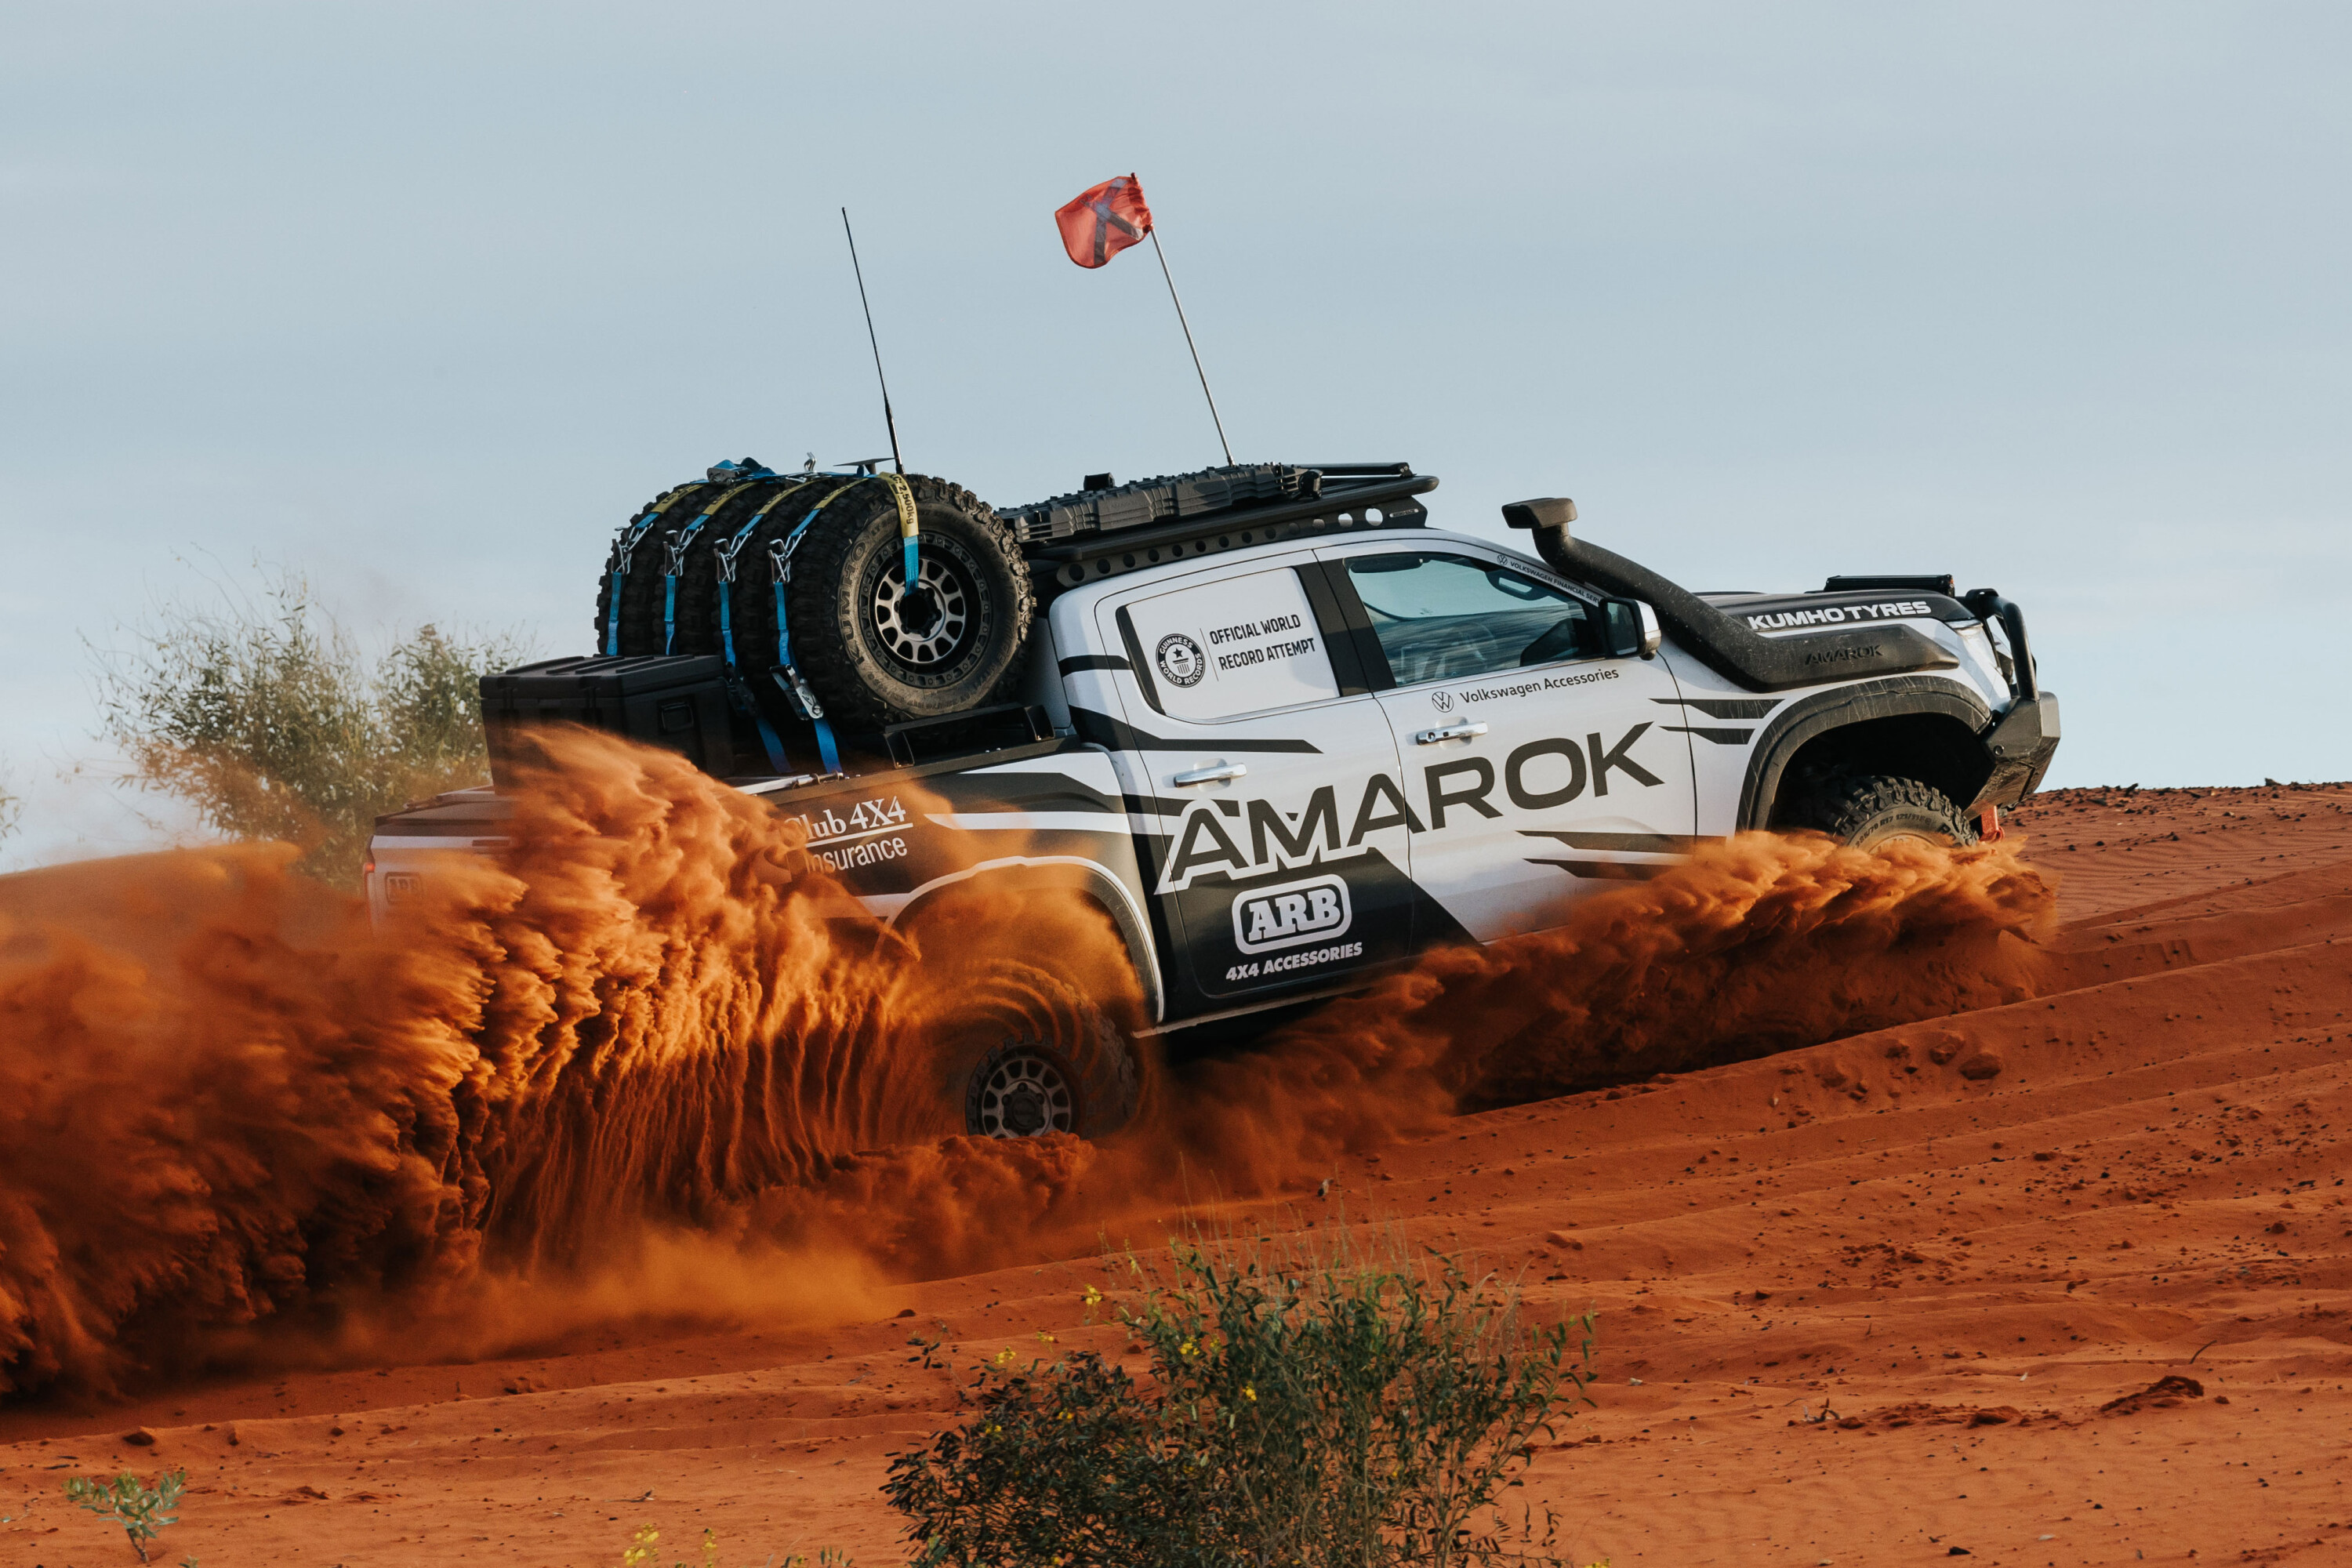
1430, 690, 1455, 714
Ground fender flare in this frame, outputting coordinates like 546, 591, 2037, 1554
886, 855, 1166, 1024
1739, 676, 1994, 829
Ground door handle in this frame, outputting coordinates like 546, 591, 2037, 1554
1172, 761, 1248, 786
1412, 720, 1489, 745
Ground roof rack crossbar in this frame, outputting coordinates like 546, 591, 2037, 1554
1028, 471, 1438, 590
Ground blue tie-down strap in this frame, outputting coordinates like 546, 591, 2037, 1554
604, 503, 685, 656
718, 574, 743, 669
715, 590, 789, 772
903, 534, 920, 594
666, 521, 704, 653
660, 483, 762, 653
713, 481, 812, 669
771, 576, 841, 775
706, 457, 776, 482
724, 670, 791, 775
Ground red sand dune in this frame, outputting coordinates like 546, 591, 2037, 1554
2, 775, 2348, 1566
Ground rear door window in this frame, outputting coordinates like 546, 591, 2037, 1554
1118, 565, 1341, 721
1341, 552, 1599, 686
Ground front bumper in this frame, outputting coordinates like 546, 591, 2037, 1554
1970, 693, 2060, 810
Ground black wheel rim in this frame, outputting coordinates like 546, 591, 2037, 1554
869, 549, 976, 673
973, 1046, 1077, 1138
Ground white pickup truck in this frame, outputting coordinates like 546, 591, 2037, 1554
368, 463, 2057, 1141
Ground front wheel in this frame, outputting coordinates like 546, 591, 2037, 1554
1783, 771, 1978, 850
927, 962, 1142, 1141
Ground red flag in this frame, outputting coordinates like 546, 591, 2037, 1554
1055, 173, 1153, 268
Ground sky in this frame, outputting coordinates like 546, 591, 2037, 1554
5, 2, 2348, 868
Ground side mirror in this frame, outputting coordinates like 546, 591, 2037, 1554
1601, 598, 1662, 659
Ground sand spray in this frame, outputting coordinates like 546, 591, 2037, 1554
0, 729, 2053, 1397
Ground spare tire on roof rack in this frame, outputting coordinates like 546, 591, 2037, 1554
721, 468, 1033, 735
585, 456, 1436, 776
594, 459, 1034, 763
593, 466, 798, 661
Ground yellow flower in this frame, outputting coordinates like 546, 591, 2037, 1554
1082, 1285, 1104, 1307
1036, 1330, 1058, 1344
992, 1348, 1015, 1366
1179, 1339, 1196, 1357
1242, 1384, 1257, 1402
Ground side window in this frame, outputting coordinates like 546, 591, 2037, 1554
1119, 565, 1342, 721
1342, 553, 1599, 686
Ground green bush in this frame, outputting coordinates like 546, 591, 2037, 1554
885, 1236, 1595, 1568
93, 567, 524, 882
63, 1468, 189, 1563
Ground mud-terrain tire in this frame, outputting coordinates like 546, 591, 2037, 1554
593, 491, 677, 657
657, 480, 799, 659
712, 475, 857, 683
928, 962, 1141, 1141
1785, 771, 1978, 850
772, 475, 1033, 732
594, 480, 794, 658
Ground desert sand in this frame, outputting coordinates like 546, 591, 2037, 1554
2, 781, 2347, 1566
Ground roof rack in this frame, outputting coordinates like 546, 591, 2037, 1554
1003, 463, 1438, 591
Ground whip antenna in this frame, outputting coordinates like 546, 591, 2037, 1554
1148, 228, 1232, 466
841, 207, 903, 474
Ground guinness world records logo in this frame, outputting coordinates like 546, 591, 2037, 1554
1156, 633, 1206, 688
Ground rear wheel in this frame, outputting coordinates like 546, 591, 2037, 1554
927, 961, 1141, 1141
1784, 771, 1977, 849
967, 1041, 1082, 1138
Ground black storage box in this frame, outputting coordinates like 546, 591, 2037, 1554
482, 655, 736, 786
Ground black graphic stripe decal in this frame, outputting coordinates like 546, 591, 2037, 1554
1059, 653, 1132, 675
935, 771, 1122, 811
1661, 725, 1756, 745
1121, 792, 1196, 817
1526, 858, 1671, 881
1652, 697, 1780, 720
1070, 706, 1323, 754
1519, 830, 1702, 854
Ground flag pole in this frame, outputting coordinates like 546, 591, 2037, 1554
1147, 227, 1233, 466
841, 207, 904, 474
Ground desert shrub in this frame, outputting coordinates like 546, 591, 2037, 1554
885, 1236, 1595, 1568
93, 566, 524, 881
62, 1467, 187, 1563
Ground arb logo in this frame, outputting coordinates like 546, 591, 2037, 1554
1232, 873, 1352, 953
